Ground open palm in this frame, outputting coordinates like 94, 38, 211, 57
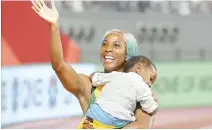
30, 0, 59, 24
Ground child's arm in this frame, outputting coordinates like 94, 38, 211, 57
136, 81, 159, 116
139, 94, 158, 116
90, 72, 116, 87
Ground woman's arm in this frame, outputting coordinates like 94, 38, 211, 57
123, 109, 155, 129
49, 23, 86, 99
30, 0, 91, 113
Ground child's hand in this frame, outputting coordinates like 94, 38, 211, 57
152, 92, 159, 104
147, 92, 159, 116
89, 72, 96, 82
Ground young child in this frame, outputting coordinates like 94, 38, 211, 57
85, 55, 158, 129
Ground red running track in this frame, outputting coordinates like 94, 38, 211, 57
6, 107, 212, 129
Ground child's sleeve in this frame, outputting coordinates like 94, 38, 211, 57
136, 81, 158, 115
92, 72, 115, 86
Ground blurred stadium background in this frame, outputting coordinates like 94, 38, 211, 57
1, 1, 212, 129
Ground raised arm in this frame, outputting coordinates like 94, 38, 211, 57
30, 0, 91, 112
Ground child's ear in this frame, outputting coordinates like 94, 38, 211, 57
135, 63, 144, 74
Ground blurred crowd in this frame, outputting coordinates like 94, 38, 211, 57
55, 1, 212, 16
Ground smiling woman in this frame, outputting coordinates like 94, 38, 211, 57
29, 0, 157, 129
100, 29, 139, 73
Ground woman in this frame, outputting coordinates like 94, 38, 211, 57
30, 0, 158, 128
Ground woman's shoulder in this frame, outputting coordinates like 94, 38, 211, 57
79, 74, 89, 79
79, 73, 92, 82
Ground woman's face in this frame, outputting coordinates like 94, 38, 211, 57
100, 32, 127, 72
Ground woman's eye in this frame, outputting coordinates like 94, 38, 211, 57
102, 43, 107, 46
114, 44, 120, 47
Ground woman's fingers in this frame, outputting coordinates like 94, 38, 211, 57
50, 0, 56, 9
83, 120, 94, 129
34, 0, 43, 8
39, 0, 46, 7
31, 6, 40, 16
30, 0, 40, 11
84, 123, 94, 129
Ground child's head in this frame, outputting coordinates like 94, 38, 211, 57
123, 55, 157, 87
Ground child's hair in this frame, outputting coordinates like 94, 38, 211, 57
123, 55, 156, 72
